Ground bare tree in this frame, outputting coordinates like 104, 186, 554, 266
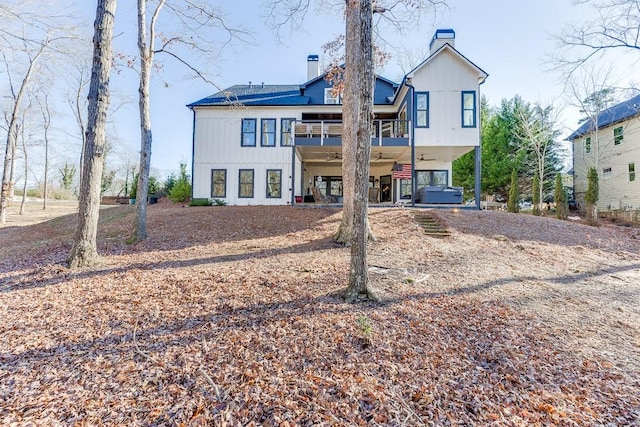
0, 1, 77, 224
36, 91, 52, 210
19, 115, 30, 215
0, 41, 48, 224
68, 0, 117, 268
516, 102, 561, 214
553, 0, 640, 77
65, 58, 91, 183
131, 0, 248, 241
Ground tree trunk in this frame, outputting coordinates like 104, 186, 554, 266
39, 93, 51, 210
343, 0, 378, 302
19, 125, 28, 215
68, 0, 117, 268
334, 1, 375, 245
132, 0, 164, 241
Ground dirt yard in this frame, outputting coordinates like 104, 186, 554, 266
0, 202, 638, 425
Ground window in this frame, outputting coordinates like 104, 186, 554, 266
416, 170, 448, 187
241, 119, 256, 147
585, 137, 591, 154
266, 169, 282, 198
614, 126, 623, 145
603, 167, 612, 179
211, 169, 226, 198
260, 119, 276, 147
400, 179, 412, 199
324, 88, 340, 104
239, 169, 254, 198
415, 92, 429, 128
629, 163, 636, 182
281, 118, 295, 146
461, 91, 476, 128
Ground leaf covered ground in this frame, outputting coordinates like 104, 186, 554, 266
1, 203, 639, 425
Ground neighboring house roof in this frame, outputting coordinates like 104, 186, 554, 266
566, 94, 640, 141
406, 43, 489, 83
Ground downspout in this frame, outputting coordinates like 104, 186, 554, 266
190, 107, 196, 200
475, 83, 483, 210
406, 77, 416, 207
290, 142, 296, 206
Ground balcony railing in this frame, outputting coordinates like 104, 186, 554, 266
293, 120, 410, 146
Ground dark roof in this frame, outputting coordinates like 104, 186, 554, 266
187, 85, 303, 107
566, 94, 640, 141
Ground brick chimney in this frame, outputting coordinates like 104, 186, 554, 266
429, 29, 455, 54
307, 54, 319, 80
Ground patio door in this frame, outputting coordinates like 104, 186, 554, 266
379, 175, 391, 202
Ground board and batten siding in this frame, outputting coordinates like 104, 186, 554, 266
573, 117, 640, 210
411, 50, 481, 148
192, 107, 299, 205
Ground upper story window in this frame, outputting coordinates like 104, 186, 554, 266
461, 91, 476, 128
415, 92, 429, 128
629, 163, 636, 182
324, 88, 340, 104
614, 126, 623, 145
603, 167, 612, 179
585, 137, 591, 153
261, 118, 276, 147
241, 119, 256, 147
281, 118, 295, 146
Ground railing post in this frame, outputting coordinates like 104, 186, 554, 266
320, 120, 324, 146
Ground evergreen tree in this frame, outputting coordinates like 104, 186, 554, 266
555, 173, 568, 220
585, 167, 599, 225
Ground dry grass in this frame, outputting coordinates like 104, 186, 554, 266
1, 202, 639, 425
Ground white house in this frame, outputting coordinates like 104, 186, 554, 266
567, 94, 640, 211
187, 29, 488, 207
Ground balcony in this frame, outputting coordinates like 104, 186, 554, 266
294, 120, 410, 147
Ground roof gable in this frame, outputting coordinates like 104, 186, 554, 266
407, 43, 488, 83
566, 94, 640, 141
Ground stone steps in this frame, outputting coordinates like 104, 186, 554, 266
414, 212, 450, 238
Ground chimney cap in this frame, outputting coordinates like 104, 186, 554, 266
307, 54, 319, 61
430, 29, 455, 45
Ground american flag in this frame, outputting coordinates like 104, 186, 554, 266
392, 164, 412, 179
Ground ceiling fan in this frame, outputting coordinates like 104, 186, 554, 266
372, 152, 394, 162
417, 154, 436, 162
326, 152, 342, 160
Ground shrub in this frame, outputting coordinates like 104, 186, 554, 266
189, 198, 212, 206
168, 163, 191, 203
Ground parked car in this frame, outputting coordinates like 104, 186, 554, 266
519, 201, 533, 210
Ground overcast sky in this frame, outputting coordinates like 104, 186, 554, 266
72, 0, 636, 175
